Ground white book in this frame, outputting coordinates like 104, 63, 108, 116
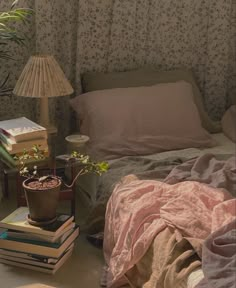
0, 117, 47, 142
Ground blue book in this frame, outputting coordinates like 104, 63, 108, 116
0, 226, 79, 258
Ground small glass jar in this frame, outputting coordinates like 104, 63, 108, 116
65, 134, 90, 154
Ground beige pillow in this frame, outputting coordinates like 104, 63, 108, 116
71, 81, 215, 160
82, 68, 221, 133
222, 106, 236, 143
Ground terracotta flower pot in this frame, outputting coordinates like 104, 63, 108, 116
23, 176, 61, 225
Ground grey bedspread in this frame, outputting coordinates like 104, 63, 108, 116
165, 153, 236, 197
196, 219, 236, 288
86, 156, 184, 233
86, 153, 236, 233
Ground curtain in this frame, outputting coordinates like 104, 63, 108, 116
0, 0, 235, 149
78, 0, 236, 120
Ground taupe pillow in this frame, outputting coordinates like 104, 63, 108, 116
71, 81, 215, 160
82, 68, 221, 133
222, 106, 236, 143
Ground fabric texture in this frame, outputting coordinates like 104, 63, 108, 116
196, 219, 236, 288
165, 154, 236, 197
86, 154, 236, 235
221, 105, 236, 143
85, 156, 183, 234
103, 179, 235, 287
82, 68, 221, 133
71, 81, 215, 160
126, 226, 202, 288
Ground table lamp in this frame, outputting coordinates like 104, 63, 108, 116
13, 55, 74, 134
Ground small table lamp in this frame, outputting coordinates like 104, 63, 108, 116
13, 55, 74, 134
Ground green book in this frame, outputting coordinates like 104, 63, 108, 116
0, 144, 16, 167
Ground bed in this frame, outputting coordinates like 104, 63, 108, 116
70, 68, 236, 288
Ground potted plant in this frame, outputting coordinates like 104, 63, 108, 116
15, 145, 109, 226
0, 0, 32, 96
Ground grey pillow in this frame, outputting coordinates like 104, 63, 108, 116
82, 68, 221, 133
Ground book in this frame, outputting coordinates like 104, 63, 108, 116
0, 207, 74, 237
0, 117, 47, 142
0, 226, 79, 258
0, 145, 49, 168
0, 144, 16, 168
0, 244, 74, 264
6, 223, 76, 244
0, 132, 48, 154
0, 244, 74, 274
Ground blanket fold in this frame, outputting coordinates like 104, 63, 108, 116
196, 219, 236, 288
104, 154, 236, 288
126, 227, 202, 288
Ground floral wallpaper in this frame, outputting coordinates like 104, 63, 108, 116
0, 0, 235, 152
78, 0, 236, 119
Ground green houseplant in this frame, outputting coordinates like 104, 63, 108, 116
0, 0, 32, 96
15, 146, 109, 226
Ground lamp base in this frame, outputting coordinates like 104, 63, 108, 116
45, 125, 58, 135
40, 97, 57, 135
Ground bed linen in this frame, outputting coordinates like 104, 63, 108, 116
196, 219, 236, 288
73, 81, 215, 160
76, 133, 235, 208
103, 155, 236, 287
81, 68, 220, 134
85, 134, 235, 233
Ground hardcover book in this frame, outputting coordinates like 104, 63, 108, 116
0, 244, 74, 264
0, 207, 74, 237
0, 145, 49, 168
0, 117, 47, 142
0, 226, 79, 258
0, 244, 74, 274
0, 132, 48, 154
6, 223, 76, 244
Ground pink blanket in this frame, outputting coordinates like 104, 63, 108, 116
104, 179, 235, 287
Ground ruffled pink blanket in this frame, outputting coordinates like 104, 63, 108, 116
104, 179, 235, 287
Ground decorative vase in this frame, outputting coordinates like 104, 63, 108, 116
23, 176, 61, 226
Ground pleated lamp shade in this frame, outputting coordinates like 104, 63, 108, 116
13, 55, 74, 133
13, 55, 74, 98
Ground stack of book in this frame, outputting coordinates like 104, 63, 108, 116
0, 117, 48, 168
0, 207, 79, 274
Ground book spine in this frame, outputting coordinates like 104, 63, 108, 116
0, 132, 13, 146
0, 249, 58, 263
0, 258, 54, 274
0, 145, 16, 167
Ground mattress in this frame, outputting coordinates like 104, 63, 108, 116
76, 133, 235, 204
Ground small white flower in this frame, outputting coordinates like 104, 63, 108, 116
22, 167, 29, 174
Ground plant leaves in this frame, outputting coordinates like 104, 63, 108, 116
11, 0, 19, 9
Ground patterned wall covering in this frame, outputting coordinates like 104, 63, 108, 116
0, 0, 235, 151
